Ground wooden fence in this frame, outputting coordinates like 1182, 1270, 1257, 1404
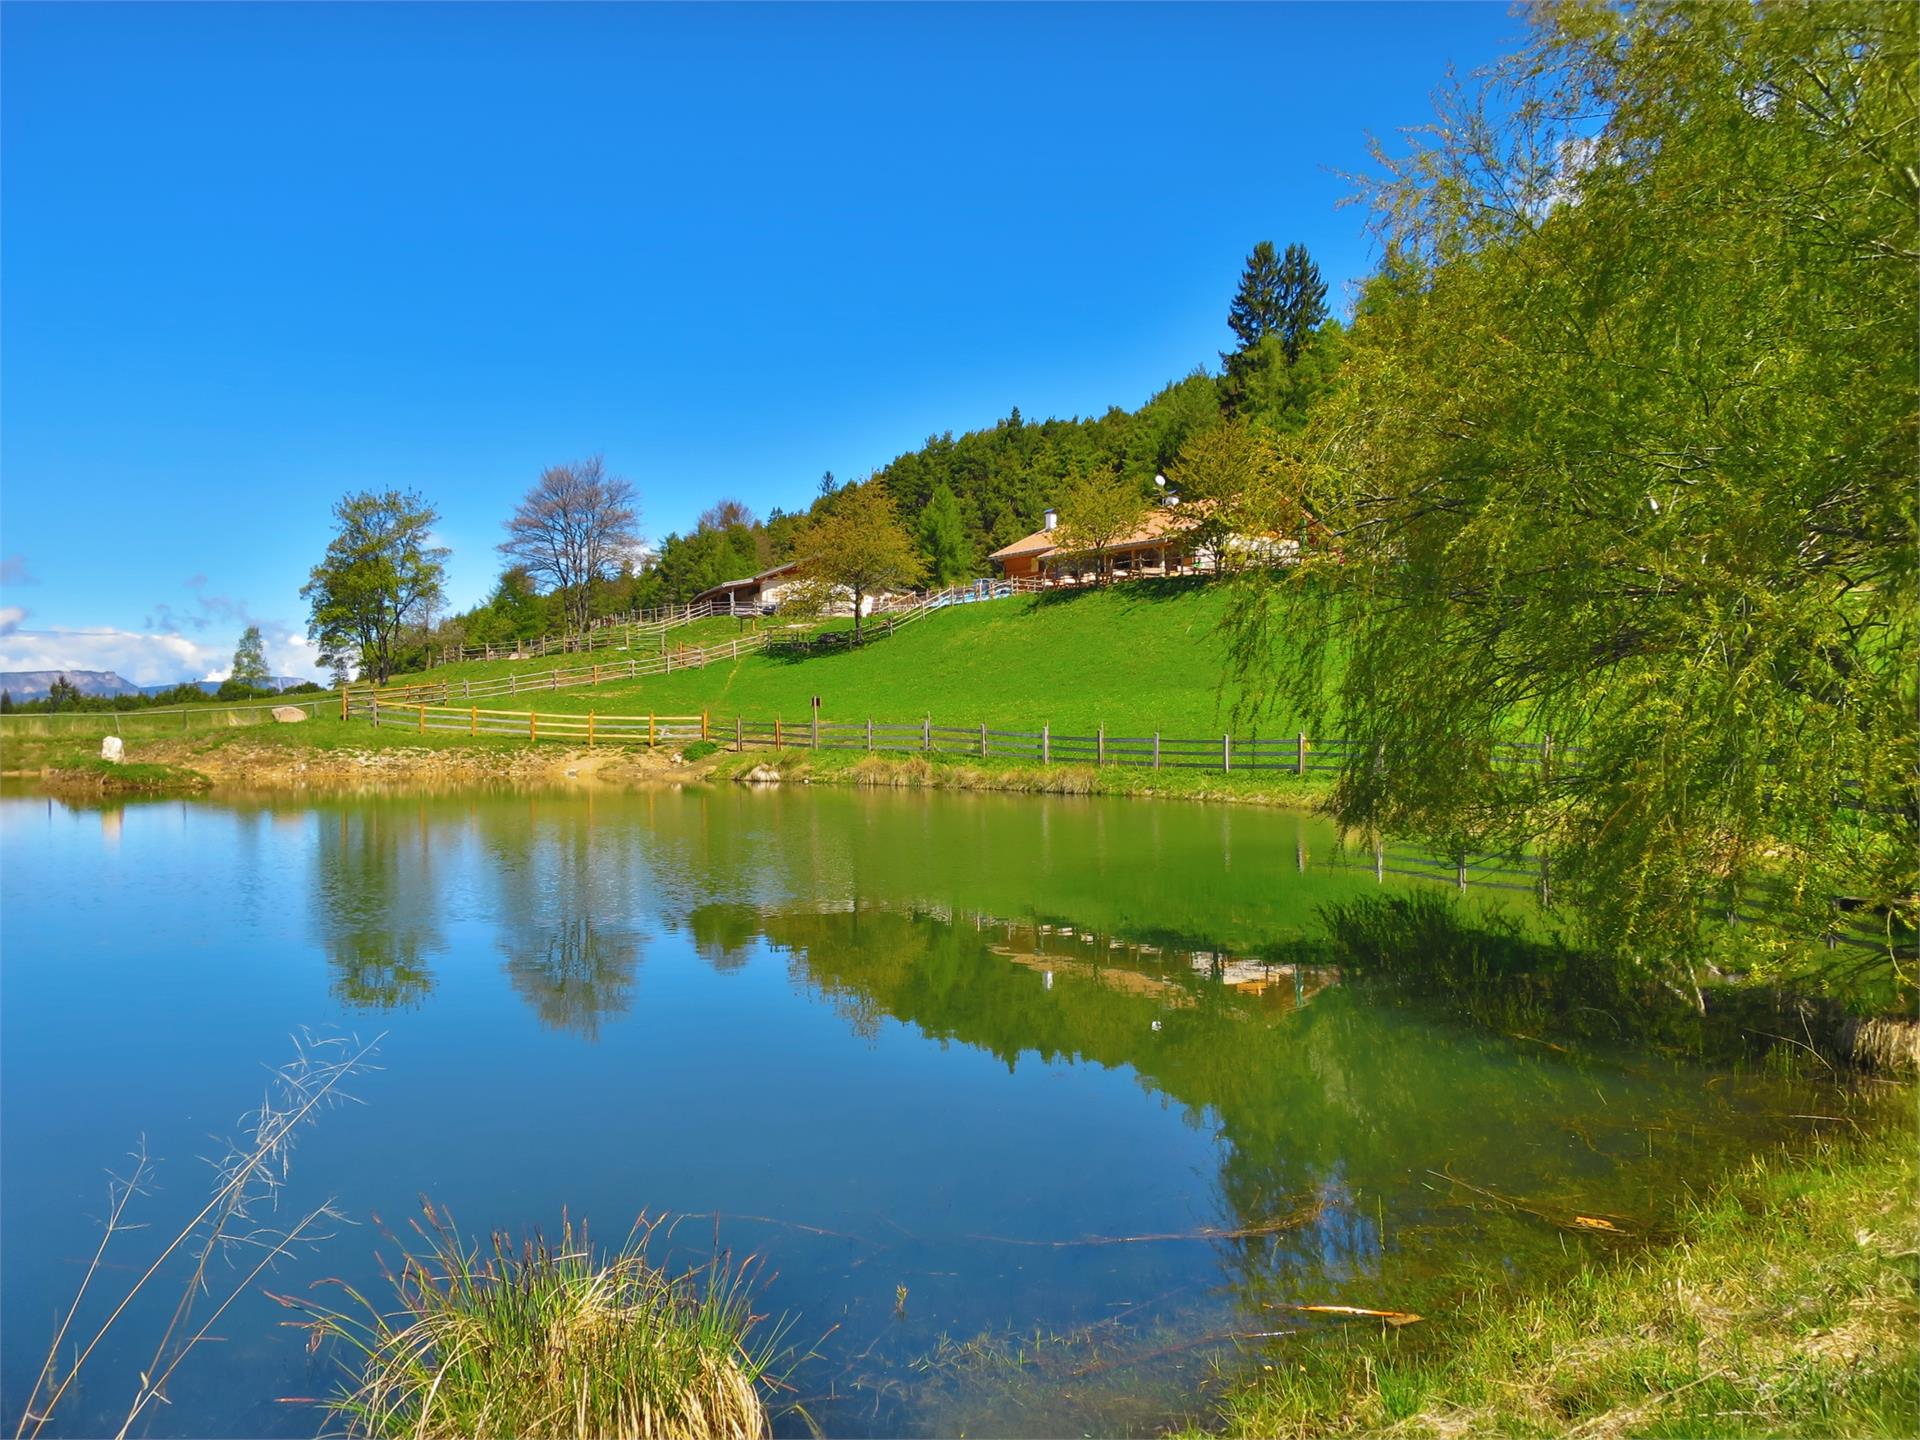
378, 632, 770, 705
344, 694, 1561, 780
427, 598, 743, 668
349, 693, 710, 746
0, 695, 335, 737
425, 575, 1054, 668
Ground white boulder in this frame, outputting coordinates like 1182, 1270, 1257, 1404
100, 736, 124, 764
272, 706, 308, 724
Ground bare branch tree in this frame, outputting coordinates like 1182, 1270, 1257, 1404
498, 457, 642, 639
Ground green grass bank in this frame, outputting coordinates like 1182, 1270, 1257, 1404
1201, 1118, 1918, 1440
394, 580, 1297, 739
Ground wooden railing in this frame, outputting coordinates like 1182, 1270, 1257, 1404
376, 632, 769, 704
0, 696, 336, 737
425, 574, 1058, 668
426, 599, 749, 668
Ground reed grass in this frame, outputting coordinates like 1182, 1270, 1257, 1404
299, 1206, 777, 1439
15, 1030, 379, 1440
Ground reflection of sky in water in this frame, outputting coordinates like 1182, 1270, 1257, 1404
0, 786, 1839, 1439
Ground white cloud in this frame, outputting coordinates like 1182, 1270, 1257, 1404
0, 625, 317, 687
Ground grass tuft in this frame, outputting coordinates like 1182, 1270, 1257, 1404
303, 1208, 777, 1439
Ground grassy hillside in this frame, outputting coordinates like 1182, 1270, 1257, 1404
400, 614, 762, 687
417, 580, 1294, 738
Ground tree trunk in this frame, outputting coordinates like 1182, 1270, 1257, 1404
853, 587, 864, 639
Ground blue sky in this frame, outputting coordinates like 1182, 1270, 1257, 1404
1, 2, 1523, 684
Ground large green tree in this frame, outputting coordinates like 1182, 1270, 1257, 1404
1224, 241, 1331, 410
916, 481, 976, 586
1054, 471, 1150, 584
302, 490, 449, 686
1224, 240, 1284, 355
1223, 1, 1916, 1000
1271, 242, 1329, 363
795, 480, 925, 637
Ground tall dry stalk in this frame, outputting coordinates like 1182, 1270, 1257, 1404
14, 1029, 381, 1440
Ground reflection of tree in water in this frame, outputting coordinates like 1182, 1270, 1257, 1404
472, 797, 651, 1039
502, 917, 643, 1040
684, 902, 763, 972
310, 804, 443, 1009
499, 925, 641, 1036
759, 900, 1805, 1328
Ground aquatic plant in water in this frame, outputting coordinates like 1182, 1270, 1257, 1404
295, 1206, 777, 1439
14, 1029, 380, 1440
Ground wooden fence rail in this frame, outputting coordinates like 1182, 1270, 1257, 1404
424, 575, 1054, 669
0, 696, 335, 737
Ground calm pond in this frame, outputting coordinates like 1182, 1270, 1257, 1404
0, 785, 1850, 1436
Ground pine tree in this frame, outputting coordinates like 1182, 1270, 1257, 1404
0, 690, 12, 714
917, 482, 976, 585
1224, 241, 1283, 354
1273, 243, 1329, 363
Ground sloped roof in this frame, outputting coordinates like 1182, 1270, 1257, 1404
690, 559, 805, 605
989, 504, 1203, 561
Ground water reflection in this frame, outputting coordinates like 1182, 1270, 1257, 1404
311, 806, 442, 1009
2, 785, 1852, 1439
500, 918, 642, 1039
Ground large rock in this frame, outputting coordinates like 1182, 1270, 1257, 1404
736, 763, 781, 785
99, 736, 124, 764
272, 706, 308, 724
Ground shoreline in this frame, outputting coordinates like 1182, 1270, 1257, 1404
2, 719, 1337, 810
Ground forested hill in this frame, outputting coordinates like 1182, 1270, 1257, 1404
436, 242, 1343, 645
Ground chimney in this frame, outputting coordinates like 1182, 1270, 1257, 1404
1043, 508, 1057, 532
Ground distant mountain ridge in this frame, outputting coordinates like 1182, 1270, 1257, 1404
0, 670, 312, 700
0, 669, 143, 699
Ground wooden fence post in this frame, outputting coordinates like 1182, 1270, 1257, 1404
648, 712, 656, 747
530, 711, 538, 742
775, 716, 783, 747
470, 706, 477, 738
588, 711, 596, 747
1223, 734, 1231, 773
418, 704, 425, 735
866, 718, 873, 753
1096, 724, 1104, 766
980, 722, 988, 758
702, 711, 710, 742
1041, 724, 1049, 765
1153, 732, 1160, 769
1296, 732, 1307, 777
923, 716, 931, 752
1374, 837, 1384, 882
340, 687, 349, 721
736, 716, 743, 752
